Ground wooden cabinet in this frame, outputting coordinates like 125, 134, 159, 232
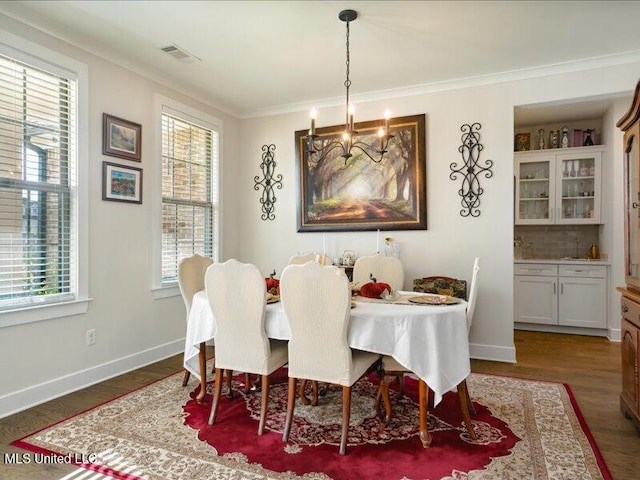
515, 262, 607, 329
515, 147, 603, 225
617, 77, 640, 428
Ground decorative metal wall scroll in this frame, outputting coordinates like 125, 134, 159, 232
449, 123, 493, 217
254, 144, 283, 221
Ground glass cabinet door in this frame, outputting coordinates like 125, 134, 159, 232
557, 152, 601, 223
516, 158, 552, 223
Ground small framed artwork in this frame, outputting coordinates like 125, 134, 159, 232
102, 162, 143, 204
102, 113, 142, 161
514, 132, 530, 152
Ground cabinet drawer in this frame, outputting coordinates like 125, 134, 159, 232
514, 263, 558, 276
621, 296, 640, 329
559, 264, 607, 278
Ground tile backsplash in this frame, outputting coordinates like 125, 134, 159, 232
514, 225, 600, 259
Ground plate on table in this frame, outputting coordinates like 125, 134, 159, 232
407, 294, 461, 305
266, 294, 280, 304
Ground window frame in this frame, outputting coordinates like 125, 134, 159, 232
151, 95, 221, 298
0, 29, 89, 327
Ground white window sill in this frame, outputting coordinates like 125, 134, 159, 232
152, 285, 180, 300
0, 298, 92, 328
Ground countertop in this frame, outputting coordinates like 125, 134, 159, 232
515, 258, 610, 266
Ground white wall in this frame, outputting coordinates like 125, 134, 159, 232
233, 65, 640, 363
0, 12, 638, 418
0, 15, 240, 417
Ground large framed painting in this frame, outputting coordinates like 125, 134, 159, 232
295, 113, 426, 232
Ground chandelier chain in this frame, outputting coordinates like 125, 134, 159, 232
344, 20, 351, 123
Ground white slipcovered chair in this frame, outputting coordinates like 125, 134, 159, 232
177, 254, 213, 397
288, 253, 317, 265
288, 253, 332, 267
287, 252, 333, 405
205, 259, 288, 435
280, 262, 380, 454
377, 257, 481, 445
352, 253, 404, 291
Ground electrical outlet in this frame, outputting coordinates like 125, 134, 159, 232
86, 328, 96, 346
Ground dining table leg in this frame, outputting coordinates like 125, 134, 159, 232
418, 380, 432, 447
196, 341, 207, 404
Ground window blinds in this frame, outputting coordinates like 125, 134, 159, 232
0, 53, 77, 310
161, 112, 218, 285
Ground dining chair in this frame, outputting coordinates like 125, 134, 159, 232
377, 257, 481, 443
288, 253, 317, 265
280, 262, 380, 454
352, 253, 404, 291
178, 254, 213, 389
205, 259, 288, 435
288, 252, 332, 405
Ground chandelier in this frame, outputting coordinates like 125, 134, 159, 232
306, 9, 393, 164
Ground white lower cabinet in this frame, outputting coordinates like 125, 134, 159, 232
515, 263, 607, 329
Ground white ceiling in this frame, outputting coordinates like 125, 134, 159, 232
2, 1, 640, 119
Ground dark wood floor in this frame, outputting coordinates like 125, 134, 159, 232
0, 330, 638, 479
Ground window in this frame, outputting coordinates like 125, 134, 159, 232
0, 48, 80, 314
160, 105, 219, 286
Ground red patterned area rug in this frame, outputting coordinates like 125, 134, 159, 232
12, 368, 612, 480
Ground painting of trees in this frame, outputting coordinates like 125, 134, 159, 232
295, 114, 426, 231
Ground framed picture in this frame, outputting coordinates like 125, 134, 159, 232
294, 113, 427, 232
102, 113, 142, 161
102, 162, 143, 204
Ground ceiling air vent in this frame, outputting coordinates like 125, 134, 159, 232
159, 43, 201, 63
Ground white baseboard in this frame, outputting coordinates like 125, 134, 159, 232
608, 327, 621, 342
470, 342, 516, 363
0, 338, 184, 419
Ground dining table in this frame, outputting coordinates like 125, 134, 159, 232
184, 290, 471, 445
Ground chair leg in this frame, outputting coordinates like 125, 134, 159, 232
283, 378, 297, 442
340, 386, 351, 455
376, 376, 393, 425
225, 369, 234, 399
396, 373, 405, 399
464, 378, 477, 416
208, 368, 223, 425
298, 379, 310, 405
243, 373, 252, 394
196, 342, 207, 403
418, 380, 432, 447
258, 374, 270, 435
181, 369, 191, 387
457, 379, 477, 439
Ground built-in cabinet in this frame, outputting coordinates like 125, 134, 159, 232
617, 78, 640, 429
515, 262, 607, 329
515, 146, 604, 225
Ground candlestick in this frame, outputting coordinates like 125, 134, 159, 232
376, 229, 380, 253
323, 233, 327, 255
310, 108, 317, 136
348, 104, 355, 131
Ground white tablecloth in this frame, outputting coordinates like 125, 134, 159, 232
184, 291, 470, 406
